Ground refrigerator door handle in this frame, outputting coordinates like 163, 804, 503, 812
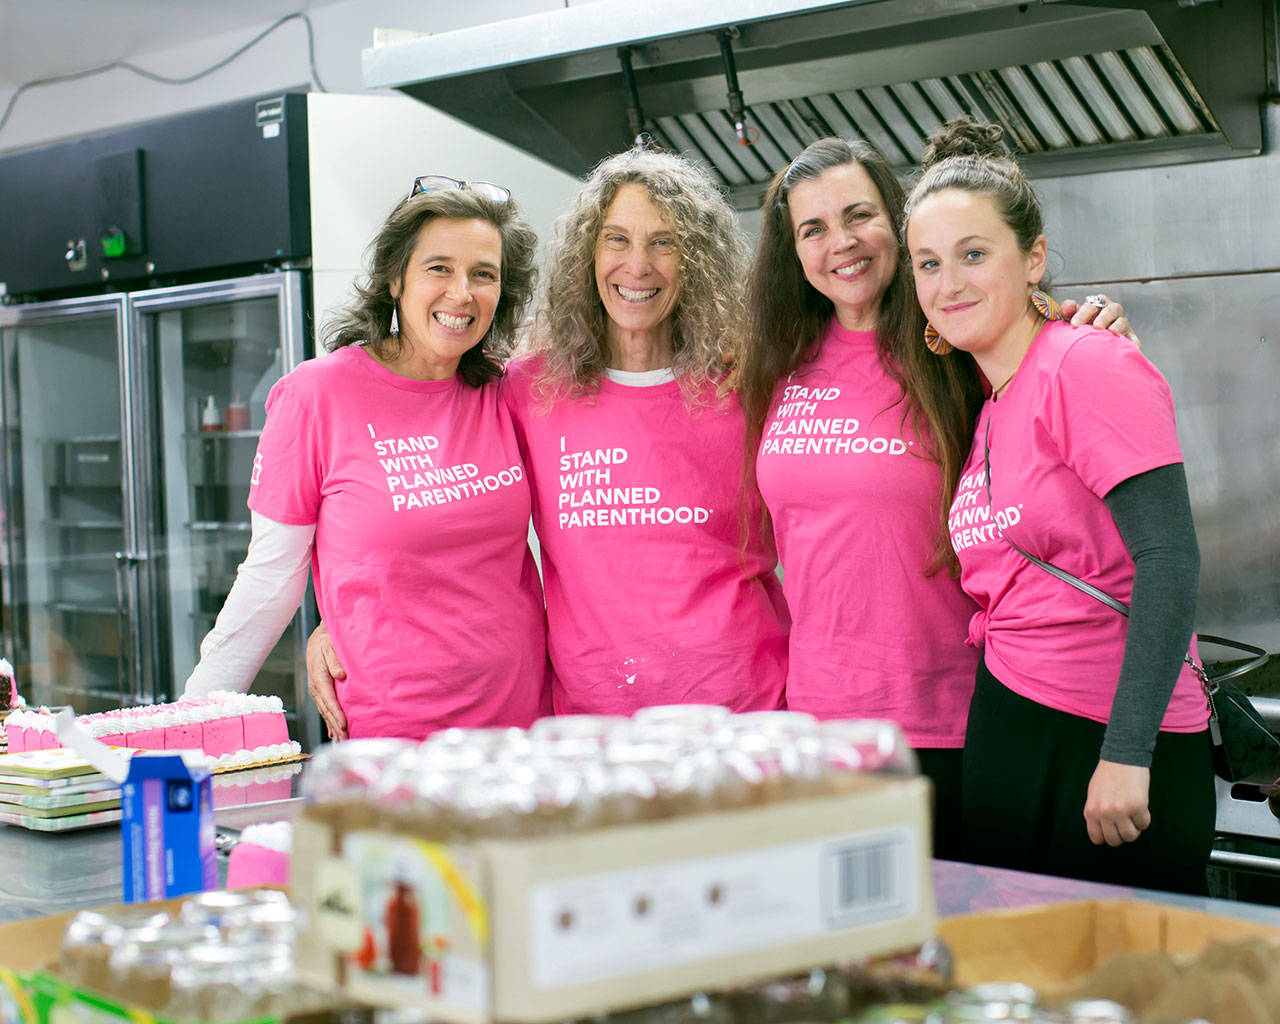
114, 551, 131, 705
114, 550, 147, 704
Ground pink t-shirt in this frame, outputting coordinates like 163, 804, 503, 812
501, 354, 788, 715
950, 320, 1206, 731
755, 320, 977, 747
249, 345, 551, 740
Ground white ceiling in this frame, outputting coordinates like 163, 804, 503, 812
0, 0, 349, 91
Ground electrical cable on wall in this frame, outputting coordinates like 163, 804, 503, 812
0, 11, 327, 139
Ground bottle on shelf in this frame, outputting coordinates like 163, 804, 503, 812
200, 396, 222, 433
225, 395, 250, 432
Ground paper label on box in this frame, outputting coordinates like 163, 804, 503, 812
319, 831, 491, 1015
528, 826, 917, 989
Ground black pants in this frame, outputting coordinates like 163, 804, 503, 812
917, 747, 964, 862
961, 659, 1215, 895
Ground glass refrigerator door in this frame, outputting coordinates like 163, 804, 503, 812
0, 296, 133, 712
129, 271, 314, 739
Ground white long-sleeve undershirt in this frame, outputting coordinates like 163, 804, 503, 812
181, 512, 315, 699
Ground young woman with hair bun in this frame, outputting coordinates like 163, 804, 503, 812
904, 117, 1212, 893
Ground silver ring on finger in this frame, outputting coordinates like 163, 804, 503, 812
1085, 293, 1107, 307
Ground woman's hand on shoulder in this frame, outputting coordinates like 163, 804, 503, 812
307, 620, 349, 742
1060, 293, 1141, 349
1084, 759, 1152, 846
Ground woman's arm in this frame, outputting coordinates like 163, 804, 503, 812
1084, 462, 1200, 845
181, 511, 315, 698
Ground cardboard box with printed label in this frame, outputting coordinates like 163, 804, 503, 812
292, 774, 936, 1024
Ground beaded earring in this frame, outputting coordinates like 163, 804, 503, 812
390, 306, 400, 337
1030, 289, 1064, 322
923, 322, 953, 356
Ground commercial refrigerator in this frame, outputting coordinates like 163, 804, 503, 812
0, 271, 310, 729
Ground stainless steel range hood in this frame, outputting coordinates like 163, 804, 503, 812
364, 0, 1267, 207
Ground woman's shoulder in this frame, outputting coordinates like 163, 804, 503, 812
1036, 319, 1154, 376
282, 346, 363, 389
1034, 320, 1172, 413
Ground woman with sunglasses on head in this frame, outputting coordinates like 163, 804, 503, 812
903, 118, 1210, 893
184, 178, 551, 742
735, 138, 1133, 862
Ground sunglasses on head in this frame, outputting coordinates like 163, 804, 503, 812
409, 175, 511, 204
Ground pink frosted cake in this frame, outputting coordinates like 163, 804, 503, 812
225, 820, 292, 889
3, 691, 299, 770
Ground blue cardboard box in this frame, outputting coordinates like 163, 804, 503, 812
120, 753, 216, 902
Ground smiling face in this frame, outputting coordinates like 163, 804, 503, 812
906, 187, 1046, 365
788, 162, 900, 331
390, 216, 503, 379
594, 183, 682, 356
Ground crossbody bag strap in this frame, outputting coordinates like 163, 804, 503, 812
1196, 633, 1269, 684
1003, 536, 1130, 616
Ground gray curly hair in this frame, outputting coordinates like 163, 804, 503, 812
528, 149, 747, 401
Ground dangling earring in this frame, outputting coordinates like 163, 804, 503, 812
389, 305, 400, 337
924, 322, 953, 356
1030, 289, 1063, 322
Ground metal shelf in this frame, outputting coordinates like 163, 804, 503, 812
46, 519, 124, 530
187, 520, 251, 532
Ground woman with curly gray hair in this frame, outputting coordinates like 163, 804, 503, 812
502, 149, 788, 714
187, 179, 552, 742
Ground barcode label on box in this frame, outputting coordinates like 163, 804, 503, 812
822, 833, 911, 928
528, 825, 918, 989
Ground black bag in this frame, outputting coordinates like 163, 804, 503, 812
1189, 635, 1278, 782
1005, 540, 1276, 783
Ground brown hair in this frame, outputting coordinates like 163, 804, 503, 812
527, 148, 747, 403
905, 116, 1044, 253
737, 136, 982, 574
322, 188, 538, 388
